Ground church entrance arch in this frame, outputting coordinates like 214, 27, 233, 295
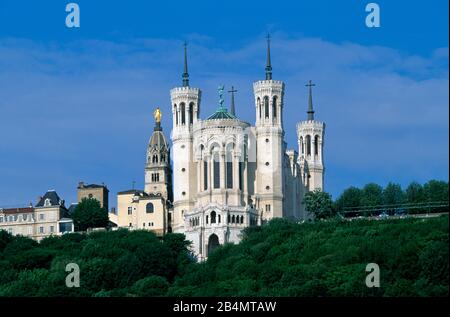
207, 234, 220, 256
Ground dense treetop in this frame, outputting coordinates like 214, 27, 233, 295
0, 215, 447, 297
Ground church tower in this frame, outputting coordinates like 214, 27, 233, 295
253, 35, 285, 220
170, 42, 201, 233
297, 80, 325, 191
144, 110, 173, 202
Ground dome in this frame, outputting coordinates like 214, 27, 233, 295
149, 130, 168, 151
206, 106, 237, 120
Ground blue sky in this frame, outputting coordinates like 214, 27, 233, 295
0, 0, 448, 208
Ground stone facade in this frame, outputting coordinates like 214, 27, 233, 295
77, 182, 109, 210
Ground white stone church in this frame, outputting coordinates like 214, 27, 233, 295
111, 38, 325, 260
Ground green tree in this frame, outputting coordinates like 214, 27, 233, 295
406, 182, 425, 203
304, 189, 334, 219
406, 182, 426, 213
72, 198, 109, 231
382, 182, 405, 212
334, 186, 362, 214
423, 180, 449, 202
423, 180, 449, 213
360, 183, 383, 216
130, 276, 169, 296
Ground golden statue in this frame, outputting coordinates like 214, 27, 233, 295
154, 107, 162, 123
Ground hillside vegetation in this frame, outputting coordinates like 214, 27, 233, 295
0, 216, 448, 296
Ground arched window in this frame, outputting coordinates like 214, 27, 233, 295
146, 203, 154, 213
218, 214, 221, 223
189, 102, 194, 124
206, 215, 209, 224
160, 154, 165, 163
264, 96, 269, 119
272, 96, 277, 118
306, 135, 311, 156
180, 103, 186, 125
226, 149, 233, 189
232, 215, 235, 223
314, 135, 319, 155
152, 155, 158, 163
227, 214, 230, 223
257, 97, 261, 119
213, 152, 220, 189
240, 215, 244, 224
211, 211, 216, 224
203, 160, 208, 190
300, 136, 304, 154
174, 104, 178, 125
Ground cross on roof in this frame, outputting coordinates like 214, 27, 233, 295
306, 80, 315, 88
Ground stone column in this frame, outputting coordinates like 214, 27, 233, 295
205, 154, 212, 190
233, 153, 240, 190
220, 150, 226, 189
196, 156, 202, 192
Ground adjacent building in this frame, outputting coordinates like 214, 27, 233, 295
77, 182, 109, 210
0, 190, 74, 241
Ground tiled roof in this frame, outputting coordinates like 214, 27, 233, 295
0, 207, 34, 214
206, 106, 237, 120
117, 189, 146, 195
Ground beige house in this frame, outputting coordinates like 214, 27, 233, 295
114, 190, 168, 236
0, 190, 74, 241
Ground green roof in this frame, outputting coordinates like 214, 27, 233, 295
206, 106, 237, 120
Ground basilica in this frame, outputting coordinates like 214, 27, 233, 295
110, 38, 326, 260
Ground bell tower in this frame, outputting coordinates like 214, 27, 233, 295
171, 42, 201, 233
253, 35, 285, 221
297, 80, 325, 192
144, 108, 172, 202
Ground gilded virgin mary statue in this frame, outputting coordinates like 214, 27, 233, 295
154, 107, 162, 123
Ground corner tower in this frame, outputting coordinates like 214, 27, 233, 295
253, 35, 285, 221
170, 42, 201, 233
297, 80, 325, 191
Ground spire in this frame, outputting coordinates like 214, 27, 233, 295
306, 80, 316, 120
265, 33, 272, 80
228, 86, 237, 116
182, 41, 189, 87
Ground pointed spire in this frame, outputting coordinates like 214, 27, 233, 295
306, 80, 316, 120
228, 86, 237, 116
182, 41, 189, 87
265, 33, 272, 80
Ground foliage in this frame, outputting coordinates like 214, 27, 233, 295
72, 198, 109, 231
169, 216, 448, 297
360, 183, 383, 215
304, 189, 334, 219
334, 186, 362, 213
0, 229, 193, 297
334, 180, 449, 215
